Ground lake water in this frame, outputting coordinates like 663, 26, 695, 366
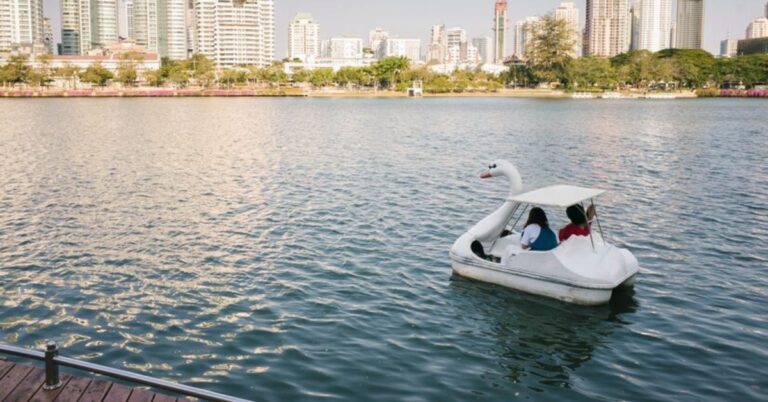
0, 98, 766, 401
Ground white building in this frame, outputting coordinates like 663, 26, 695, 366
427, 24, 446, 63
382, 38, 420, 63
60, 0, 91, 54
554, 2, 581, 57
585, 0, 630, 57
288, 13, 319, 61
131, 0, 158, 52
514, 17, 540, 58
636, 0, 672, 52
130, 0, 187, 59
125, 0, 134, 39
27, 42, 161, 74
720, 38, 737, 57
329, 37, 363, 59
0, 0, 44, 50
446, 27, 466, 63
747, 17, 768, 39
194, 0, 274, 67
90, 0, 119, 47
471, 37, 491, 64
368, 27, 388, 55
675, 0, 704, 49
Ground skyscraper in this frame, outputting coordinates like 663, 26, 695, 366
194, 0, 274, 67
60, 0, 91, 54
747, 18, 768, 39
383, 38, 421, 63
629, 2, 640, 50
720, 38, 737, 57
288, 13, 319, 61
125, 0, 134, 39
585, 0, 630, 57
131, 0, 158, 51
0, 0, 45, 50
368, 28, 388, 55
42, 16, 53, 52
131, 0, 187, 59
675, 0, 704, 49
637, 0, 672, 52
90, 0, 119, 47
493, 0, 508, 63
554, 2, 581, 57
427, 24, 446, 63
471, 37, 492, 64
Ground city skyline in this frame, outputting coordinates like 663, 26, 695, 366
34, 0, 768, 58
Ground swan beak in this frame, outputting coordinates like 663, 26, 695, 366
480, 171, 492, 179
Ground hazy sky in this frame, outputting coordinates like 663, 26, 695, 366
42, 0, 766, 56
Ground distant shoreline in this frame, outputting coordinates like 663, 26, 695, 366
0, 88, 761, 99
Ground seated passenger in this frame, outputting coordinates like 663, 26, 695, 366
559, 204, 592, 242
521, 207, 558, 251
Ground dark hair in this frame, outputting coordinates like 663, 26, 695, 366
524, 207, 549, 229
566, 204, 588, 225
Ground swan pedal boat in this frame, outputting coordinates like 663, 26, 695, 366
450, 161, 639, 306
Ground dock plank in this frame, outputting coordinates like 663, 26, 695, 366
4, 365, 45, 402
78, 379, 113, 402
151, 394, 176, 402
103, 383, 132, 402
126, 388, 154, 402
54, 376, 91, 401
0, 363, 34, 399
0, 360, 16, 379
28, 374, 73, 402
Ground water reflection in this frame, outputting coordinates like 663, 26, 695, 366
447, 276, 636, 391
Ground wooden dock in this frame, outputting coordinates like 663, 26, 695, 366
0, 359, 189, 402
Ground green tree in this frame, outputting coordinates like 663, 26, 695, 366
144, 69, 164, 87
79, 62, 113, 86
567, 57, 617, 89
334, 67, 365, 88
525, 14, 575, 85
218, 68, 247, 88
656, 49, 716, 88
1, 55, 31, 85
187, 53, 215, 87
56, 63, 81, 89
309, 68, 334, 87
373, 56, 410, 89
290, 68, 310, 84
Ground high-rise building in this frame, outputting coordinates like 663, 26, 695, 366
720, 38, 737, 57
130, 0, 187, 59
0, 0, 45, 50
60, 0, 91, 54
382, 38, 421, 63
90, 0, 119, 47
328, 36, 363, 59
554, 2, 581, 57
125, 0, 134, 39
675, 0, 704, 49
514, 17, 540, 58
636, 0, 672, 52
471, 37, 492, 64
446, 27, 467, 63
585, 0, 630, 57
427, 24, 446, 63
629, 2, 640, 50
493, 0, 508, 63
194, 0, 274, 67
288, 13, 319, 61
368, 27, 388, 55
747, 17, 768, 39
42, 16, 53, 52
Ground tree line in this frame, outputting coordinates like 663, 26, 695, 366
1, 16, 767, 93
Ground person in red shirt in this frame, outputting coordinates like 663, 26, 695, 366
559, 204, 594, 242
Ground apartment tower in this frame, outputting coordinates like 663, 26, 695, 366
637, 0, 672, 52
90, 0, 119, 47
0, 0, 44, 50
554, 2, 581, 57
194, 0, 274, 67
675, 0, 704, 49
288, 13, 319, 61
585, 0, 630, 57
60, 0, 91, 54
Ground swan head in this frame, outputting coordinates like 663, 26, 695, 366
479, 160, 523, 196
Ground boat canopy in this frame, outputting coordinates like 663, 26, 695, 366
507, 185, 606, 208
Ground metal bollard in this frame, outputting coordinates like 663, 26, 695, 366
43, 341, 62, 390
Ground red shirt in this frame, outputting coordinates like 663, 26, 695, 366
559, 223, 590, 242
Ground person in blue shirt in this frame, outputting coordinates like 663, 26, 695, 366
521, 207, 558, 251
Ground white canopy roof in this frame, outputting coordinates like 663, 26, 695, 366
508, 185, 606, 208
